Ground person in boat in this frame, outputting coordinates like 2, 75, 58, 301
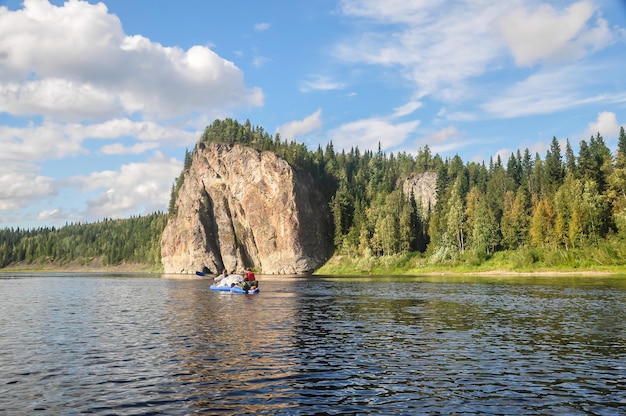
213, 269, 243, 287
214, 269, 228, 283
218, 271, 244, 287
240, 267, 258, 291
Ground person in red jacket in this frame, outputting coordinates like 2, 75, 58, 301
242, 267, 258, 290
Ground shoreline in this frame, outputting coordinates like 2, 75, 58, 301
1, 264, 620, 277
0, 262, 160, 274
416, 269, 618, 277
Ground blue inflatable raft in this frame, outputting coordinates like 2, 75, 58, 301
210, 285, 260, 294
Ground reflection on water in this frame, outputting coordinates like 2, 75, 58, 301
0, 273, 624, 414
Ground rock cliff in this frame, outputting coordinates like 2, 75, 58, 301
161, 142, 332, 274
403, 171, 437, 213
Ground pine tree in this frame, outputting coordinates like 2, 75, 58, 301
607, 126, 626, 223
618, 126, 626, 162
500, 190, 518, 250
589, 133, 612, 194
577, 140, 595, 181
564, 139, 576, 177
544, 136, 564, 194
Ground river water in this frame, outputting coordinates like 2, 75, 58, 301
0, 272, 624, 415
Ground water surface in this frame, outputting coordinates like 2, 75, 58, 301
1, 273, 625, 414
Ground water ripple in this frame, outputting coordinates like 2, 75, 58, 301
0, 274, 624, 414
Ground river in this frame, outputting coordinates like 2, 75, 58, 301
1, 272, 624, 415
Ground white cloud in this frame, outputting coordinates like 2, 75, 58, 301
414, 126, 483, 156
335, 0, 620, 110
276, 109, 323, 140
69, 152, 182, 220
252, 56, 268, 67
392, 100, 422, 118
37, 208, 74, 223
0, 122, 187, 216
73, 118, 200, 145
481, 65, 610, 118
0, 79, 120, 121
99, 142, 160, 155
437, 107, 477, 122
0, 0, 258, 227
254, 22, 271, 31
0, 170, 56, 211
339, 0, 441, 24
585, 111, 621, 139
0, 0, 263, 121
300, 75, 346, 92
328, 117, 420, 152
422, 126, 460, 145
0, 120, 86, 163
335, 1, 508, 99
0, 119, 199, 163
497, 1, 613, 67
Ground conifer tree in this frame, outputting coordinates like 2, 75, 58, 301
607, 126, 626, 222
564, 139, 576, 176
544, 136, 564, 194
500, 190, 518, 250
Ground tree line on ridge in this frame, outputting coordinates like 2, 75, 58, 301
0, 214, 166, 268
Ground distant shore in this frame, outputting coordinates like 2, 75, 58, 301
0, 260, 160, 273
417, 269, 618, 277
2, 263, 621, 277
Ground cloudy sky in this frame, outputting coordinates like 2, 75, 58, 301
1, 0, 625, 229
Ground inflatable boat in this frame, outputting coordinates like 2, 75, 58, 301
210, 284, 259, 294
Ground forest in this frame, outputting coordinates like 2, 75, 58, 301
0, 213, 166, 269
195, 118, 626, 271
3, 117, 626, 271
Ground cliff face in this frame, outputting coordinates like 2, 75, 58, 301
403, 171, 437, 213
161, 143, 332, 274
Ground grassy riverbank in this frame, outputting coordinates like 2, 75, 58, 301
316, 244, 626, 276
3, 244, 626, 276
0, 257, 162, 273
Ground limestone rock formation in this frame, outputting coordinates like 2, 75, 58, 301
402, 171, 437, 213
161, 142, 332, 275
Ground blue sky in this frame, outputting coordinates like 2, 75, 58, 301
1, 0, 625, 229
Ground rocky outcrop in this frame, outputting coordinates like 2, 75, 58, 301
161, 142, 332, 274
403, 171, 437, 213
